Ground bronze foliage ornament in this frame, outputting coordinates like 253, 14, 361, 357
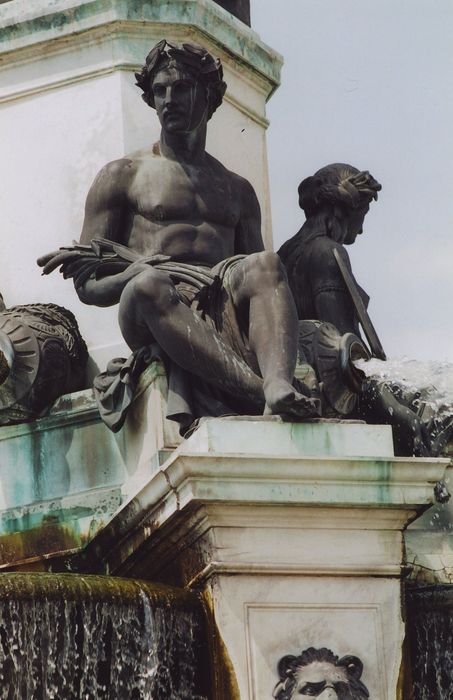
0, 300, 88, 424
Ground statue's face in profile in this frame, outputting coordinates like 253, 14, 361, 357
343, 203, 369, 245
290, 660, 350, 698
151, 64, 208, 134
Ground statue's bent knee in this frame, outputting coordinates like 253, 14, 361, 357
247, 251, 286, 284
126, 270, 177, 312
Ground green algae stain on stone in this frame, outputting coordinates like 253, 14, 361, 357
375, 459, 393, 504
0, 0, 282, 87
0, 518, 83, 569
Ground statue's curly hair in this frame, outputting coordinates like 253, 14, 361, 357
135, 40, 227, 119
298, 163, 381, 217
272, 647, 369, 699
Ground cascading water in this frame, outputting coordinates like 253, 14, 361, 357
355, 356, 453, 423
355, 355, 453, 457
406, 585, 453, 699
0, 573, 211, 699
357, 356, 453, 696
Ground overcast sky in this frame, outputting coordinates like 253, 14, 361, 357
250, 0, 453, 363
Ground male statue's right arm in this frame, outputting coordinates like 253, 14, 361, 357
74, 160, 149, 307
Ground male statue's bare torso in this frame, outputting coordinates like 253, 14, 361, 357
82, 146, 247, 267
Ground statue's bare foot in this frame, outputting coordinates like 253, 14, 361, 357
263, 378, 321, 418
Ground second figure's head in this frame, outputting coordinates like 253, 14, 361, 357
298, 164, 381, 244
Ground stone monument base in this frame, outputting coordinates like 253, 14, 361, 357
83, 406, 447, 699
0, 366, 448, 697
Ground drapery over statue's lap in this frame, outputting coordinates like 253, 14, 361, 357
40, 240, 267, 433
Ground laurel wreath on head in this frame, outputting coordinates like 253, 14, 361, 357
134, 39, 227, 116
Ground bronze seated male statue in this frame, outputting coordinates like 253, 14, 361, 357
38, 41, 451, 458
39, 40, 321, 434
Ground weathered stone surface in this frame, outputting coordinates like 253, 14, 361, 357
405, 462, 453, 584
0, 362, 180, 568
77, 414, 445, 699
185, 415, 394, 458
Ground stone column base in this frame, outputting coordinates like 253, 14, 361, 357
91, 416, 448, 698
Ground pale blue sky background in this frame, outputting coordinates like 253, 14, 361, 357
251, 0, 453, 362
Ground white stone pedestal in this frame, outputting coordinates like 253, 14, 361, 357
91, 416, 448, 699
0, 0, 281, 368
